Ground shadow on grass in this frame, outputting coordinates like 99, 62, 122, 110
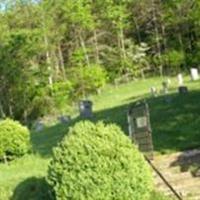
94, 90, 200, 154
11, 177, 54, 200
30, 117, 81, 157
31, 89, 200, 157
148, 91, 200, 154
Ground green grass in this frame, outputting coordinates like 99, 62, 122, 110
92, 76, 200, 154
1, 76, 200, 199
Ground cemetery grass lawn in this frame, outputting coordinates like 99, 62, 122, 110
92, 76, 200, 154
1, 76, 200, 199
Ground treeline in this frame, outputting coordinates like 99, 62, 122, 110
0, 0, 199, 122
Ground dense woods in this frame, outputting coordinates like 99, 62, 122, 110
0, 0, 199, 122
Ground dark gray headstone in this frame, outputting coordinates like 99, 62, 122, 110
79, 100, 93, 118
178, 86, 188, 94
127, 101, 154, 160
58, 115, 71, 124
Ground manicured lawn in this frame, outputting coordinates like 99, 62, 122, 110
1, 76, 200, 199
93, 76, 200, 154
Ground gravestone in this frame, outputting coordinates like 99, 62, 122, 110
190, 68, 199, 81
167, 78, 171, 85
34, 121, 45, 132
162, 81, 169, 94
178, 86, 188, 94
177, 73, 184, 86
58, 115, 71, 124
127, 101, 153, 160
150, 86, 157, 97
79, 100, 93, 118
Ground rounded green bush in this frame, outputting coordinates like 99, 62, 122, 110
0, 119, 31, 160
47, 121, 153, 200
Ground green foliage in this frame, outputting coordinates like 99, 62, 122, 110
0, 119, 31, 161
52, 81, 73, 113
1, 0, 200, 123
47, 121, 153, 200
162, 50, 185, 72
0, 28, 48, 122
69, 65, 107, 98
30, 89, 51, 117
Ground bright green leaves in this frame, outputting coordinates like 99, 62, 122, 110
0, 118, 31, 161
47, 121, 153, 200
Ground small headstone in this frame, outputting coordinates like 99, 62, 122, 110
150, 87, 157, 97
127, 101, 154, 160
79, 100, 93, 118
34, 121, 44, 132
167, 78, 171, 85
178, 86, 188, 94
190, 68, 199, 81
58, 115, 71, 124
177, 73, 184, 86
162, 81, 169, 94
164, 96, 172, 104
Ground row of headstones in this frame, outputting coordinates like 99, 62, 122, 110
178, 68, 199, 85
34, 101, 93, 132
35, 68, 199, 131
151, 68, 199, 97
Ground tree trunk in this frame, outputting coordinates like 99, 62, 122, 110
151, 0, 163, 77
178, 31, 187, 70
79, 33, 90, 67
118, 26, 127, 74
117, 31, 123, 73
44, 34, 53, 86
52, 50, 59, 80
120, 26, 126, 61
133, 17, 142, 44
42, 11, 53, 87
8, 101, 13, 118
0, 101, 5, 118
93, 30, 100, 65
58, 44, 66, 80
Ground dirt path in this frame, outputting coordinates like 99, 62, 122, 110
152, 150, 200, 200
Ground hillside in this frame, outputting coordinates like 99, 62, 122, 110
1, 77, 200, 199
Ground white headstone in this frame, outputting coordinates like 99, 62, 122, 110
167, 78, 171, 85
177, 73, 183, 86
190, 68, 199, 81
150, 87, 157, 97
34, 121, 44, 132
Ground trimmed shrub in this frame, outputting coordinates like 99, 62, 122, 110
0, 119, 31, 161
47, 121, 153, 200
